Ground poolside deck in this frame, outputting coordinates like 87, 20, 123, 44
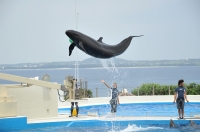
28, 114, 200, 124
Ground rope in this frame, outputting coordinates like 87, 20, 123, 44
74, 0, 79, 80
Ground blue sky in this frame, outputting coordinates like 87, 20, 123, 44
0, 0, 200, 64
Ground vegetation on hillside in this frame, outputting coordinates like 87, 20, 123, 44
1, 58, 200, 69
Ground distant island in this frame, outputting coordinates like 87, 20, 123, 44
0, 58, 200, 70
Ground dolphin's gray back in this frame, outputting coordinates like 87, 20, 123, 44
106, 36, 133, 56
80, 34, 133, 58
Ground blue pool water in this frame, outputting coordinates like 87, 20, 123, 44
0, 102, 200, 132
1, 119, 200, 132
58, 102, 200, 117
1, 103, 200, 132
16, 124, 200, 132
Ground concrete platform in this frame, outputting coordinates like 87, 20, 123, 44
28, 114, 200, 124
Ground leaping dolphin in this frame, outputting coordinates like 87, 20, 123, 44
65, 30, 143, 59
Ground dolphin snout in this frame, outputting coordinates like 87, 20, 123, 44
65, 30, 75, 38
65, 30, 79, 37
65, 30, 71, 36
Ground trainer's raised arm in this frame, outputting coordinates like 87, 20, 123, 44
101, 80, 110, 88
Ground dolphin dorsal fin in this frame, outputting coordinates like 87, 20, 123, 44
97, 37, 103, 43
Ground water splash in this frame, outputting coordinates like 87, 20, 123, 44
100, 57, 118, 106
100, 58, 118, 73
100, 58, 119, 131
100, 58, 135, 131
108, 124, 163, 132
120, 124, 163, 132
100, 58, 129, 91
111, 113, 117, 131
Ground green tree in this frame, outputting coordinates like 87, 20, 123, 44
132, 83, 200, 96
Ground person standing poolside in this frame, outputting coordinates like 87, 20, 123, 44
101, 80, 120, 113
173, 79, 189, 119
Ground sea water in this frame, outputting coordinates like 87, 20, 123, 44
0, 66, 200, 97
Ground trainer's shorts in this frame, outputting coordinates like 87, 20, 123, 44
176, 98, 185, 109
110, 99, 118, 113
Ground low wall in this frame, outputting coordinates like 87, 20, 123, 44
58, 95, 200, 107
7, 85, 58, 119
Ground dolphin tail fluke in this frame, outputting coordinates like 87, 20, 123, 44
69, 43, 76, 56
132, 35, 144, 38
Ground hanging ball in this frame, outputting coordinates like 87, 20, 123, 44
69, 39, 73, 43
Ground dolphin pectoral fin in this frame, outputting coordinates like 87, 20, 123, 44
69, 43, 76, 56
97, 37, 103, 42
79, 42, 87, 54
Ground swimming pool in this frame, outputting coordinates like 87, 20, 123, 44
1, 102, 200, 132
58, 102, 200, 117
1, 119, 200, 132
27, 123, 200, 132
